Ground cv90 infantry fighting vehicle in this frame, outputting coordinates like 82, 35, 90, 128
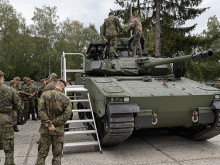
74, 37, 220, 146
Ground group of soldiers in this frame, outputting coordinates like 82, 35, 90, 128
0, 70, 72, 165
9, 77, 39, 132
101, 12, 143, 59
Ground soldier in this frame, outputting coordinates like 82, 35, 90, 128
30, 80, 39, 119
13, 77, 25, 125
23, 78, 37, 121
10, 80, 21, 132
0, 70, 21, 165
45, 73, 58, 91
21, 77, 27, 89
35, 79, 72, 165
38, 79, 46, 99
102, 12, 123, 59
126, 16, 143, 57
66, 77, 72, 85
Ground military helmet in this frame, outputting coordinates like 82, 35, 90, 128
50, 73, 58, 79
23, 77, 27, 81
10, 80, 16, 86
26, 78, 31, 81
0, 70, 4, 76
14, 77, 21, 81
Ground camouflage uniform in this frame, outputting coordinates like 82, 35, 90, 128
102, 13, 123, 59
128, 17, 143, 57
23, 79, 34, 120
10, 80, 22, 132
14, 78, 23, 124
35, 88, 72, 165
0, 71, 21, 165
44, 73, 58, 91
30, 81, 38, 120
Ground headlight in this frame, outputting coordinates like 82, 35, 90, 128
109, 97, 130, 102
124, 97, 130, 102
215, 95, 220, 99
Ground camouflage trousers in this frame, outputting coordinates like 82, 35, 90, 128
12, 110, 17, 125
17, 101, 23, 123
0, 126, 15, 165
35, 134, 64, 165
24, 100, 35, 119
106, 35, 118, 59
132, 34, 142, 57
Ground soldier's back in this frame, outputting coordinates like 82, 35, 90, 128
0, 83, 18, 126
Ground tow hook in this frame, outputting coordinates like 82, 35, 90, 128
192, 111, 199, 123
152, 113, 158, 125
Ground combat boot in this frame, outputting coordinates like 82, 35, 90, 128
32, 116, 37, 120
17, 121, 24, 125
14, 125, 19, 132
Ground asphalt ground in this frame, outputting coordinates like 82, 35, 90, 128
1, 120, 220, 165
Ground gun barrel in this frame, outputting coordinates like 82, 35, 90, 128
136, 50, 213, 68
192, 50, 213, 59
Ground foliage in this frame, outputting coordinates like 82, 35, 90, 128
186, 15, 220, 81
114, 0, 208, 57
0, 1, 99, 80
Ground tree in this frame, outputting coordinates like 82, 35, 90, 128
30, 5, 59, 76
0, 0, 33, 80
114, 0, 208, 57
56, 19, 99, 79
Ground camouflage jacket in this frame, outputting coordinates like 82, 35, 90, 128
128, 18, 142, 36
0, 82, 21, 127
31, 84, 38, 100
11, 87, 22, 124
38, 88, 72, 135
45, 81, 56, 91
102, 16, 123, 37
22, 83, 34, 101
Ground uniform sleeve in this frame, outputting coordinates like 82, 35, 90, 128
12, 90, 22, 112
101, 21, 106, 37
127, 20, 136, 31
38, 94, 52, 125
51, 98, 72, 127
115, 17, 123, 32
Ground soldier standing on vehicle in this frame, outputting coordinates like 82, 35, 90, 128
102, 12, 123, 59
35, 79, 72, 165
0, 70, 21, 165
126, 16, 143, 57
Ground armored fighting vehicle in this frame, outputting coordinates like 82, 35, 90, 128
74, 38, 220, 146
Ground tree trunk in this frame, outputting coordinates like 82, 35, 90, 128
155, 0, 161, 57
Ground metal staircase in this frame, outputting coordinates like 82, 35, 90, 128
61, 52, 102, 154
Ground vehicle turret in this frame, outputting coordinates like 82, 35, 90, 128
85, 40, 213, 78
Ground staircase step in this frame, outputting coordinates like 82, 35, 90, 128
65, 87, 88, 92
66, 119, 94, 124
65, 130, 96, 135
72, 109, 91, 112
71, 99, 89, 102
66, 69, 84, 73
64, 141, 99, 147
